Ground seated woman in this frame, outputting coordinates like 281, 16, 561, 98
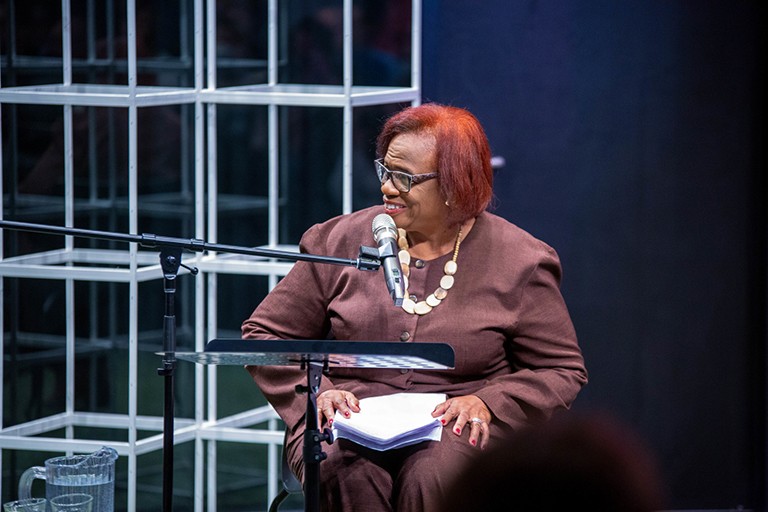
242, 103, 588, 511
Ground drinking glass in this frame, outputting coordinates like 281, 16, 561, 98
49, 493, 93, 512
2, 498, 47, 512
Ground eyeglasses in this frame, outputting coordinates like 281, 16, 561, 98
374, 159, 439, 193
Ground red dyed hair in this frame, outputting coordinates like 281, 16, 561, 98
376, 103, 494, 226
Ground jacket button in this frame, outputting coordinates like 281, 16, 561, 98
400, 331, 411, 342
414, 259, 425, 269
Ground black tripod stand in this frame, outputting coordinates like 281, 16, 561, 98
0, 219, 383, 512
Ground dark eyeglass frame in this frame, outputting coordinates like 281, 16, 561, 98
374, 159, 439, 193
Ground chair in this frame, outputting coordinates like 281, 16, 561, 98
268, 434, 303, 512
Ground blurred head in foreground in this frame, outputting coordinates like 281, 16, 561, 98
443, 413, 665, 512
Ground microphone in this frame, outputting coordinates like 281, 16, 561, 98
372, 213, 405, 306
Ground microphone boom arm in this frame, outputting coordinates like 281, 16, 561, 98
0, 219, 382, 271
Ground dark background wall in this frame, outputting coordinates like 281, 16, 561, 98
422, 1, 765, 509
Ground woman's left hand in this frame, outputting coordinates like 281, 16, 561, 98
432, 395, 492, 449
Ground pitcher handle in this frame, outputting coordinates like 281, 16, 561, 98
18, 466, 45, 500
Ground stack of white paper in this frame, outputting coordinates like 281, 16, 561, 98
331, 393, 446, 451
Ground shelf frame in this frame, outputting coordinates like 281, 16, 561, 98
0, 0, 421, 510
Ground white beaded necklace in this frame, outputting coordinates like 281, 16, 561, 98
397, 227, 463, 315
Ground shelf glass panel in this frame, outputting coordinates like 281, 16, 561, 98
0, 84, 197, 107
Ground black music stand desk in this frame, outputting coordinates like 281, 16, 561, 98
175, 338, 455, 512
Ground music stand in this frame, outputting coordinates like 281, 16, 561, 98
175, 338, 456, 512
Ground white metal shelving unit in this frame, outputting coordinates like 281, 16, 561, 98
0, 0, 421, 510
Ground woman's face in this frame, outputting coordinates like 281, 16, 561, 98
380, 132, 449, 239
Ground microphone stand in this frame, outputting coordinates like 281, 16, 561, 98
0, 219, 381, 512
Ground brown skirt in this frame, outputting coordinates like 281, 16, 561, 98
285, 424, 506, 512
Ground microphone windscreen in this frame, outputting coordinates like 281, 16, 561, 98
372, 214, 398, 243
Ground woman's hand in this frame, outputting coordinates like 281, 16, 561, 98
316, 389, 361, 428
432, 395, 492, 449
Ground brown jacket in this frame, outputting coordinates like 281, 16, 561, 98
243, 206, 587, 441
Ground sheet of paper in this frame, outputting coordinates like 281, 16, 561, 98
331, 392, 446, 450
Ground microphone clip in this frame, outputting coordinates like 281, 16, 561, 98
355, 245, 382, 271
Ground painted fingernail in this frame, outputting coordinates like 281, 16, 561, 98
455, 428, 461, 435
440, 419, 446, 425
328, 419, 333, 426
470, 439, 477, 446
345, 412, 350, 417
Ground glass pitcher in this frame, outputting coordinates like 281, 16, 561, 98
18, 446, 118, 512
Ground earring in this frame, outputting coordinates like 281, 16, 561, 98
445, 201, 450, 207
